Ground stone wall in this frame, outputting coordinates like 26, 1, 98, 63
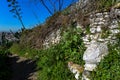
43, 2, 120, 49
43, 8, 120, 49
81, 8, 120, 47
43, 29, 61, 48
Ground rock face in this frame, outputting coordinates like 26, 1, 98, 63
43, 29, 61, 48
83, 40, 108, 71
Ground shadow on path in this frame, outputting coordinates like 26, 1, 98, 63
9, 54, 37, 80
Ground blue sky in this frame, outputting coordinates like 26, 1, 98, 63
0, 0, 78, 32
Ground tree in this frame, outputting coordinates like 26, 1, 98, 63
34, 0, 78, 15
7, 0, 25, 30
39, 0, 64, 15
1, 32, 6, 45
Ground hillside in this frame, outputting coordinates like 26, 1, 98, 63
15, 0, 120, 49
0, 0, 120, 80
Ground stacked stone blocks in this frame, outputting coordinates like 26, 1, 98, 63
82, 9, 120, 47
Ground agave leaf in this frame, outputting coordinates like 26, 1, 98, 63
18, 8, 21, 11
9, 9, 15, 12
13, 15, 17, 18
8, 4, 12, 7
7, 0, 12, 2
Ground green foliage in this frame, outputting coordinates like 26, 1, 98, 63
0, 46, 11, 80
62, 8, 71, 15
9, 21, 120, 80
9, 43, 38, 58
9, 27, 85, 80
96, 0, 119, 11
85, 26, 91, 34
0, 37, 13, 80
36, 27, 85, 80
101, 31, 111, 38
90, 42, 120, 80
85, 0, 119, 13
9, 43, 23, 54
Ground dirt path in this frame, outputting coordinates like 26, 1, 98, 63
9, 54, 37, 80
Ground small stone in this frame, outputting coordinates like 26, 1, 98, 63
112, 20, 118, 24
90, 35, 94, 39
89, 24, 94, 27
95, 13, 103, 16
109, 24, 118, 29
83, 38, 89, 42
89, 24, 97, 28
82, 70, 91, 80
98, 21, 104, 25
96, 26, 102, 32
104, 14, 109, 18
86, 35, 90, 38
86, 42, 90, 45
110, 29, 120, 34
89, 18, 95, 23
112, 36, 117, 40
90, 28, 96, 33
83, 41, 90, 45
114, 9, 120, 16
108, 36, 112, 39
103, 12, 109, 15
104, 38, 110, 41
89, 14, 93, 18
84, 63, 97, 71
93, 34, 99, 40
76, 24, 83, 28
85, 44, 90, 48
92, 22, 98, 25
95, 18, 103, 22
98, 38, 105, 42
117, 10, 120, 15
110, 40, 117, 44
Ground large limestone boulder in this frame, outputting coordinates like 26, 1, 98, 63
83, 40, 108, 71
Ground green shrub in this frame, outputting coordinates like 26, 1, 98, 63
0, 47, 11, 80
10, 44, 25, 55
37, 27, 85, 80
62, 8, 71, 15
9, 43, 38, 59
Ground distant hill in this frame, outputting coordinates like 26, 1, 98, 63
0, 32, 19, 45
